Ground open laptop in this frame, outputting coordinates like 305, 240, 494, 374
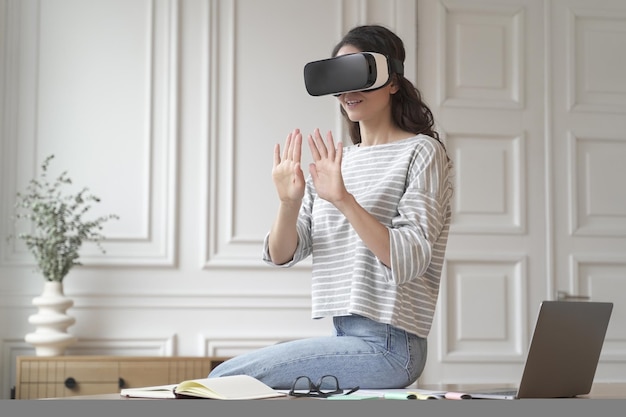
464, 300, 613, 399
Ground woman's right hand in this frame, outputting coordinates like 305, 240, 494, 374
272, 128, 305, 204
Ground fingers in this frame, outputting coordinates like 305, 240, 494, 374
325, 130, 335, 160
282, 129, 297, 161
307, 133, 320, 161
308, 162, 318, 181
335, 140, 343, 165
308, 128, 337, 161
279, 129, 302, 163
283, 128, 340, 167
292, 132, 302, 164
313, 128, 328, 159
273, 143, 281, 168
281, 131, 291, 161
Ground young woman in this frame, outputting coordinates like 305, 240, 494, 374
209, 25, 453, 391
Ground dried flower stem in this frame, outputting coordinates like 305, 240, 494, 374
7, 155, 119, 282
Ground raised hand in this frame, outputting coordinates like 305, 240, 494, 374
272, 128, 306, 204
307, 128, 348, 205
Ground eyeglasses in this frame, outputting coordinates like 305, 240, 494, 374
288, 375, 359, 398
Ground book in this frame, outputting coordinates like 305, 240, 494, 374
119, 374, 286, 400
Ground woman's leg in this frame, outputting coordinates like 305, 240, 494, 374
208, 315, 427, 389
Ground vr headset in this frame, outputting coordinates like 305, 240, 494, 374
304, 52, 404, 97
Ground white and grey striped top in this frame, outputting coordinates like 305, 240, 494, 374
263, 134, 454, 338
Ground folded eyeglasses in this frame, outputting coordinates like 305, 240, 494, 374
288, 375, 359, 398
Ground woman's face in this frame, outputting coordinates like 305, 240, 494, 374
334, 44, 398, 123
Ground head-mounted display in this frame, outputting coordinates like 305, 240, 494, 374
303, 52, 404, 97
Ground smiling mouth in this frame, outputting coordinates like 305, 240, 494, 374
345, 99, 362, 106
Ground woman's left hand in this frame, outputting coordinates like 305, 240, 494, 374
307, 128, 349, 205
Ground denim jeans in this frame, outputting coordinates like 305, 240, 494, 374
207, 314, 427, 389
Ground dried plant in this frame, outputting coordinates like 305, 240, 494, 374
7, 155, 119, 282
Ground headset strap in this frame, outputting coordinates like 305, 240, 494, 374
389, 57, 404, 76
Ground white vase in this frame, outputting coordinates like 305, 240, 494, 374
25, 281, 77, 356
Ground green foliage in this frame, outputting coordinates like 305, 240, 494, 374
7, 155, 119, 282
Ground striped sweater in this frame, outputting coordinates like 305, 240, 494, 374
263, 134, 454, 337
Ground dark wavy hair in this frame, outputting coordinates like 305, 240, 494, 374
332, 25, 441, 146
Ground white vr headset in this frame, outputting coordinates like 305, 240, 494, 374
304, 52, 404, 97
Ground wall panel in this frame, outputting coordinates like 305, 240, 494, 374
3, 0, 178, 268
443, 255, 528, 361
569, 8, 626, 113
439, 2, 524, 109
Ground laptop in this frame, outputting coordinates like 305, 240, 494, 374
464, 300, 613, 399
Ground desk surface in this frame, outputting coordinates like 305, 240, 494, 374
419, 382, 626, 399
48, 382, 626, 400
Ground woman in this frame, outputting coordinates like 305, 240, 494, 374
209, 25, 453, 390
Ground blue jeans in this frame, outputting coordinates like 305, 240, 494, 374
208, 314, 427, 389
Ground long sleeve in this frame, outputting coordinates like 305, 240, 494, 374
262, 135, 453, 337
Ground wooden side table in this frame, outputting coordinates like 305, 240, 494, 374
15, 355, 230, 399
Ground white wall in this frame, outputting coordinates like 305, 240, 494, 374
0, 0, 421, 399
417, 0, 626, 384
1, 0, 625, 399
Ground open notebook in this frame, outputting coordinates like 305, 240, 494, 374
120, 374, 285, 400
461, 301, 613, 399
